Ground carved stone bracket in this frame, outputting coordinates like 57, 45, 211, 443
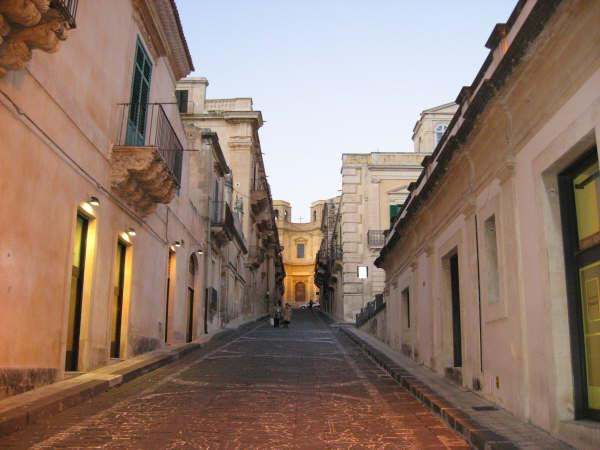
0, 1, 70, 77
110, 146, 178, 217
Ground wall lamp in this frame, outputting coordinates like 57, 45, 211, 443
126, 227, 136, 236
88, 196, 100, 207
170, 240, 184, 252
196, 249, 204, 255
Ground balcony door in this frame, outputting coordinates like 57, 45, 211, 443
560, 149, 600, 419
65, 214, 88, 371
126, 39, 152, 146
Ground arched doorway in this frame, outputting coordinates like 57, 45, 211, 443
295, 281, 306, 304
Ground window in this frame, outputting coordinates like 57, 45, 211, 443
357, 266, 368, 279
434, 124, 447, 146
176, 89, 188, 113
313, 210, 317, 222
559, 149, 600, 415
297, 243, 305, 259
126, 39, 152, 146
484, 216, 500, 304
401, 288, 410, 328
274, 209, 279, 219
390, 204, 402, 222
189, 254, 196, 275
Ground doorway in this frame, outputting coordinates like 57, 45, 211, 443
165, 250, 176, 343
187, 254, 196, 343
449, 253, 462, 368
559, 148, 600, 419
187, 288, 194, 343
110, 241, 126, 358
295, 281, 306, 303
65, 214, 88, 371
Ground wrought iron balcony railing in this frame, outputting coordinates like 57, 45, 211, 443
367, 230, 386, 248
116, 103, 183, 186
51, 0, 78, 28
331, 244, 343, 261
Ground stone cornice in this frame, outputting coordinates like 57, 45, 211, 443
132, 0, 193, 80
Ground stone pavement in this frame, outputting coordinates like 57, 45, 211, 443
0, 310, 468, 449
341, 325, 573, 450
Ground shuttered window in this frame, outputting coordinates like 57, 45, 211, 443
126, 39, 152, 146
176, 90, 189, 113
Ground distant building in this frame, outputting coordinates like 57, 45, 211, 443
315, 103, 457, 322
176, 77, 285, 318
274, 200, 323, 305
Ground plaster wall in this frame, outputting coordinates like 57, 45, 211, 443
0, 0, 206, 398
380, 2, 600, 446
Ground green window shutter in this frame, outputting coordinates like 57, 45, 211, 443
176, 90, 188, 113
390, 204, 402, 222
126, 39, 152, 146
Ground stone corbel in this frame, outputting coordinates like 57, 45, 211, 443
496, 155, 516, 184
0, 0, 69, 77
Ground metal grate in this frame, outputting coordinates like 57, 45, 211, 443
51, 0, 79, 28
472, 406, 499, 411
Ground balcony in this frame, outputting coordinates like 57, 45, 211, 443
0, 0, 77, 77
111, 103, 183, 216
210, 201, 247, 253
51, 0, 78, 28
250, 178, 269, 216
247, 245, 265, 269
367, 230, 386, 248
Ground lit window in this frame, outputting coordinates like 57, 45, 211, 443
434, 124, 447, 146
357, 266, 368, 279
297, 243, 305, 258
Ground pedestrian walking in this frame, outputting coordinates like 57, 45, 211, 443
283, 303, 292, 328
273, 302, 282, 328
309, 299, 314, 311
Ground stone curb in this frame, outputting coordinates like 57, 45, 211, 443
0, 316, 265, 438
340, 326, 518, 450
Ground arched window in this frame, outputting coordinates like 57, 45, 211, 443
313, 210, 317, 222
434, 124, 447, 146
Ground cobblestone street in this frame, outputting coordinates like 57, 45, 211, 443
0, 311, 468, 449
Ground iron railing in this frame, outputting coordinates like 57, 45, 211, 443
331, 244, 343, 261
116, 103, 183, 186
210, 201, 243, 234
367, 230, 386, 248
355, 294, 386, 327
51, 0, 78, 28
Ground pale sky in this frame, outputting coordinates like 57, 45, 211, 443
176, 0, 516, 222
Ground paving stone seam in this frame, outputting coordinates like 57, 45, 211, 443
0, 319, 266, 440
26, 320, 268, 449
339, 325, 521, 450
317, 312, 470, 447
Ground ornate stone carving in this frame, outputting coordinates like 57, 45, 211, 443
0, 1, 70, 77
110, 147, 178, 217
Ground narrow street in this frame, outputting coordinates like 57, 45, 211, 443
1, 310, 467, 449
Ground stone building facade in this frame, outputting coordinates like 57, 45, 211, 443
315, 105, 457, 323
315, 197, 342, 314
273, 200, 323, 306
336, 152, 428, 322
376, 1, 600, 447
0, 0, 282, 399
176, 77, 285, 314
